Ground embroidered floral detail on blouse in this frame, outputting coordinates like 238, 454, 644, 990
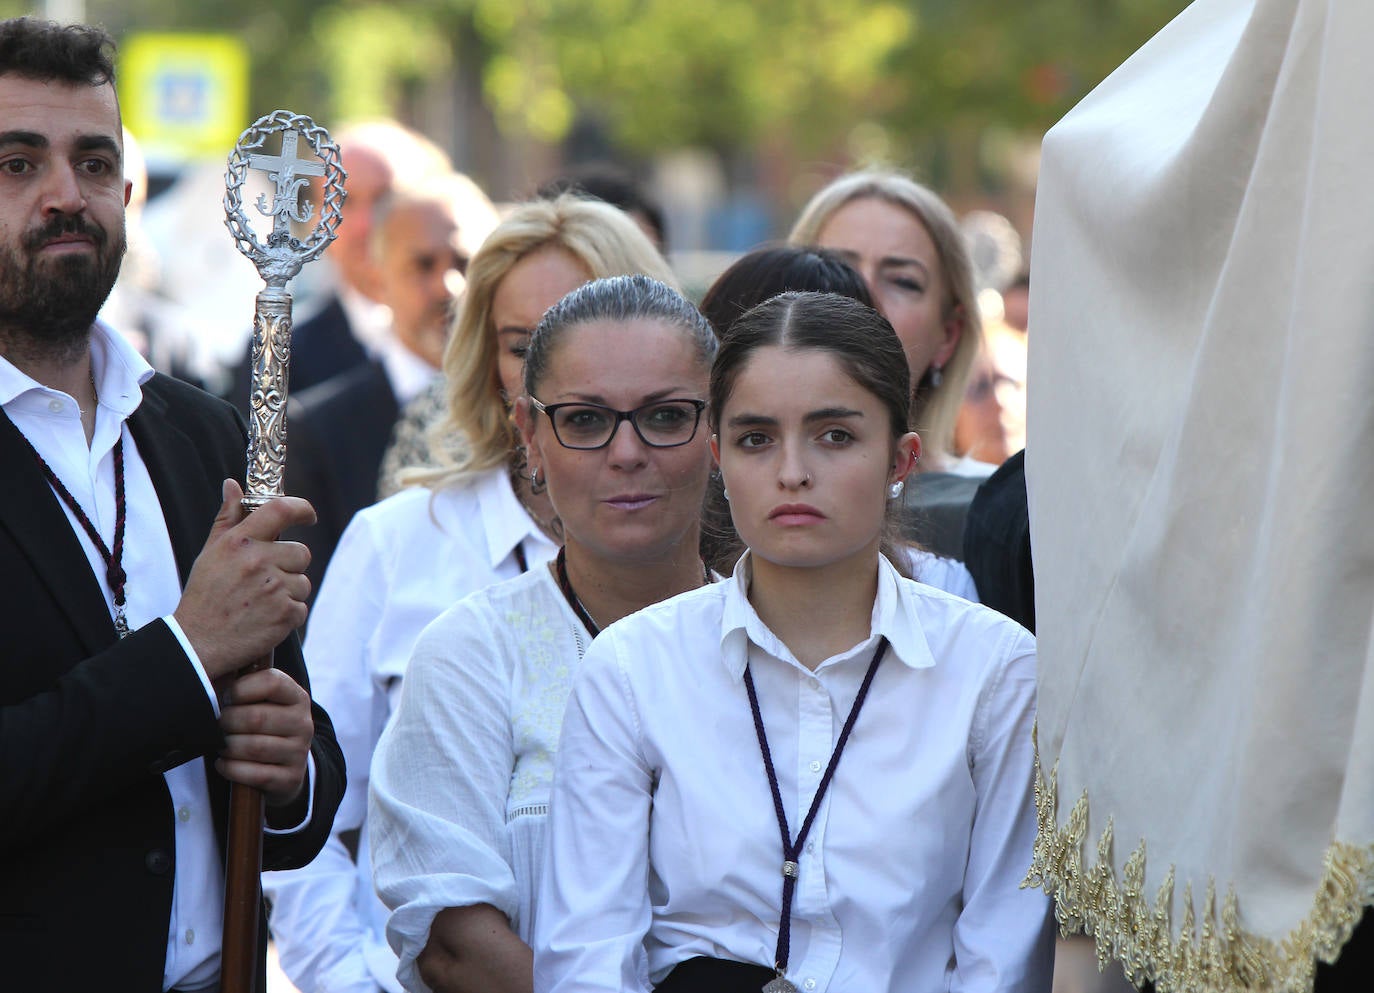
507, 606, 582, 810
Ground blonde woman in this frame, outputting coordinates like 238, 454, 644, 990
263, 197, 675, 993
789, 170, 987, 557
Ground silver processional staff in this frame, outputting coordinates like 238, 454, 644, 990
220, 109, 346, 993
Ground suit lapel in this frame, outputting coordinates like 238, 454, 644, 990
126, 381, 217, 586
0, 410, 117, 654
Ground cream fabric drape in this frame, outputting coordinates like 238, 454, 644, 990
1025, 0, 1374, 990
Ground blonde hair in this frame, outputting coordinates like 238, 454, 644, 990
788, 169, 981, 461
404, 195, 678, 491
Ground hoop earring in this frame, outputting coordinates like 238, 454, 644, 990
722, 487, 730, 501
888, 480, 905, 500
530, 467, 547, 495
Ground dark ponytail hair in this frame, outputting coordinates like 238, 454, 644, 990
707, 291, 916, 576
524, 273, 716, 397
697, 245, 873, 339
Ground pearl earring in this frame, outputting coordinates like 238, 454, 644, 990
888, 480, 905, 500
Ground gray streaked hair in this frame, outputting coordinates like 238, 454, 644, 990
523, 274, 718, 395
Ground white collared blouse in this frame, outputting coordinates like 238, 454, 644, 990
264, 473, 556, 993
369, 565, 591, 993
534, 553, 1052, 993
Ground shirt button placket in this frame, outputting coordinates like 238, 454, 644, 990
796, 668, 834, 923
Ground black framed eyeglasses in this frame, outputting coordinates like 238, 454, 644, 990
529, 397, 707, 450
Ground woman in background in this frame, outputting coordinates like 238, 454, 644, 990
263, 197, 675, 993
789, 170, 987, 557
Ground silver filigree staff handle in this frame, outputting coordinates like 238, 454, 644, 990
220, 110, 345, 993
223, 110, 346, 510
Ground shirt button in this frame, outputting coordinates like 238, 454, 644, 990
806, 841, 815, 854
177, 806, 191, 823
185, 928, 195, 945
48, 399, 63, 412
809, 760, 822, 773
144, 848, 172, 875
804, 980, 817, 991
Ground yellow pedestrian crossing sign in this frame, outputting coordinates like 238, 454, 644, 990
119, 33, 249, 161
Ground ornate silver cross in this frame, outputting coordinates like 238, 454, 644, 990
250, 128, 326, 235
224, 111, 346, 508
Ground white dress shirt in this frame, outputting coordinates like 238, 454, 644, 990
373, 332, 441, 407
265, 473, 556, 993
0, 322, 285, 991
906, 547, 979, 602
340, 282, 394, 358
534, 553, 1053, 993
369, 566, 591, 993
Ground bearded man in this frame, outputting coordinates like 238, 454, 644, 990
0, 18, 345, 990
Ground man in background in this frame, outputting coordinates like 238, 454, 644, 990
227, 119, 452, 412
285, 173, 497, 601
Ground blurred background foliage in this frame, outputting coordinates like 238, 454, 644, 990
7, 0, 1190, 231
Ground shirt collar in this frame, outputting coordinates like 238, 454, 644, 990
91, 319, 155, 418
338, 283, 393, 355
718, 551, 937, 682
474, 466, 554, 571
0, 319, 153, 415
373, 333, 440, 405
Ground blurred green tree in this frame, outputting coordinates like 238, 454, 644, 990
63, 0, 1187, 138
42, 0, 1187, 188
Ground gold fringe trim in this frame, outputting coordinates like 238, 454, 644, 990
1022, 728, 1374, 993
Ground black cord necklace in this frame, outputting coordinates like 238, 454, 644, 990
19, 432, 131, 638
554, 546, 713, 639
555, 547, 602, 638
743, 636, 889, 993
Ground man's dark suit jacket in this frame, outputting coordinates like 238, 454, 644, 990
961, 449, 1035, 632
0, 373, 346, 989
286, 359, 400, 604
228, 294, 369, 418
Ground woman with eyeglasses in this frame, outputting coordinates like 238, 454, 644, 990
369, 275, 718, 993
263, 197, 674, 993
